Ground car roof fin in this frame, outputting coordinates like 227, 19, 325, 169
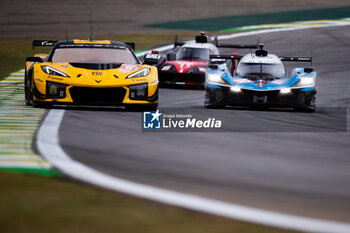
174, 35, 185, 48
65, 29, 69, 41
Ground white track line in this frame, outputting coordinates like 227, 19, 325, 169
37, 23, 350, 233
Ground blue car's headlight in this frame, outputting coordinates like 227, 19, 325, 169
230, 86, 241, 92
280, 88, 291, 94
41, 65, 69, 77
292, 77, 315, 88
127, 68, 150, 79
207, 73, 229, 85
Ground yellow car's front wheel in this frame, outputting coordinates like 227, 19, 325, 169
24, 68, 33, 106
32, 98, 52, 108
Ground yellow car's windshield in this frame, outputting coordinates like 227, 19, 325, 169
52, 48, 138, 64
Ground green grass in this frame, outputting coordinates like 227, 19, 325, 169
0, 171, 298, 233
0, 40, 51, 79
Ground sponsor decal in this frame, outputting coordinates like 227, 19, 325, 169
161, 65, 171, 71
249, 59, 278, 64
234, 79, 252, 84
199, 67, 206, 72
145, 54, 161, 59
210, 58, 225, 63
92, 72, 103, 76
270, 80, 284, 84
41, 41, 55, 46
50, 77, 64, 81
131, 78, 147, 82
119, 64, 142, 73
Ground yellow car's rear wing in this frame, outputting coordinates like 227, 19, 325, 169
32, 40, 135, 51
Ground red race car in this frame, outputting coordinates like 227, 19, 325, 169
143, 32, 257, 88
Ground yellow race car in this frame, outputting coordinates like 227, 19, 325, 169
25, 39, 158, 110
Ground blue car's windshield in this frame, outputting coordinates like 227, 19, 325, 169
236, 62, 285, 79
176, 47, 210, 61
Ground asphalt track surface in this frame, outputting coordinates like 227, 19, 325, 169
58, 26, 350, 222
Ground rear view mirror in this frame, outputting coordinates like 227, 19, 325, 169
167, 51, 176, 61
26, 57, 43, 62
125, 42, 135, 51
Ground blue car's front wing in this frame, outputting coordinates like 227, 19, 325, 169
205, 84, 316, 109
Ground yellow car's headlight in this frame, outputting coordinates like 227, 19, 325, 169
41, 65, 69, 77
127, 68, 150, 79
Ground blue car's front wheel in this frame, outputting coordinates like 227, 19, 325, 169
294, 94, 316, 112
205, 87, 226, 109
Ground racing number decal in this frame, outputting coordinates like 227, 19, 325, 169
177, 61, 195, 73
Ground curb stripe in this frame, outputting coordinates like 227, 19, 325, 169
0, 69, 52, 172
0, 162, 51, 169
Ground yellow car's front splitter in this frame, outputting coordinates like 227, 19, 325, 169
33, 82, 158, 108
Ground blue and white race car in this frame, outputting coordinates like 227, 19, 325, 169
205, 44, 316, 112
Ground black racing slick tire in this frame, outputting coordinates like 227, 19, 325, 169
32, 88, 52, 108
205, 88, 225, 109
294, 106, 316, 112
32, 100, 52, 108
24, 68, 33, 106
294, 95, 316, 112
